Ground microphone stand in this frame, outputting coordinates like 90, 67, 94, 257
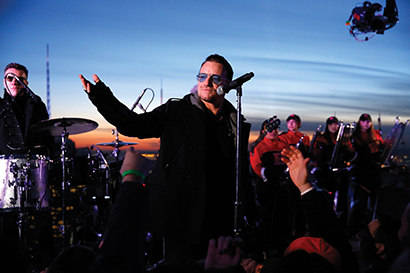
0, 73, 40, 117
234, 86, 243, 237
218, 73, 255, 237
60, 124, 69, 250
5, 73, 39, 102
130, 88, 154, 112
130, 89, 147, 111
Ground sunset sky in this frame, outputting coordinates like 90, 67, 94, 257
1, 0, 409, 157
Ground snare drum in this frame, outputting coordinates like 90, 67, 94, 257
0, 154, 50, 210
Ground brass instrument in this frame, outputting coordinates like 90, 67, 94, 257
248, 116, 281, 155
295, 134, 306, 149
284, 133, 306, 174
329, 121, 356, 170
308, 125, 322, 157
380, 117, 409, 167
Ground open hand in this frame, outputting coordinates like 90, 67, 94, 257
79, 74, 101, 93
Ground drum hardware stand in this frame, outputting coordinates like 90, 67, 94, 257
16, 160, 30, 256
28, 117, 99, 250
18, 170, 27, 254
60, 126, 69, 250
109, 128, 125, 202
94, 130, 139, 201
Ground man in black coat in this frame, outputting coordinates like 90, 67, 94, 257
1, 62, 53, 270
1, 63, 49, 155
80, 54, 254, 261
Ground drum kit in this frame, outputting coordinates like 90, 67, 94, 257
0, 117, 139, 249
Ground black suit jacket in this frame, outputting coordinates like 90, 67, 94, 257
88, 81, 253, 245
0, 90, 49, 155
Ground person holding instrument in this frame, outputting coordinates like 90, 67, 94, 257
249, 117, 288, 256
348, 113, 384, 235
79, 54, 255, 262
312, 116, 353, 227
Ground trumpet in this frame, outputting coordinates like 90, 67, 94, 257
284, 134, 306, 174
328, 121, 356, 170
380, 117, 410, 167
308, 125, 322, 157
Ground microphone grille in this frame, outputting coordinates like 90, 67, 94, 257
216, 85, 225, 96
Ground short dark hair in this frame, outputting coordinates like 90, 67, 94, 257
4, 63, 28, 78
201, 54, 233, 81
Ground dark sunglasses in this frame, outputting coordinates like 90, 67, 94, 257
196, 73, 227, 85
4, 76, 26, 83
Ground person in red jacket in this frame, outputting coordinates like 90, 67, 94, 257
348, 113, 384, 235
277, 114, 310, 156
250, 118, 289, 256
312, 116, 354, 228
250, 114, 309, 256
250, 118, 286, 181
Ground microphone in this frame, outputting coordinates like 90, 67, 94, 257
130, 88, 148, 111
216, 72, 254, 95
7, 73, 39, 103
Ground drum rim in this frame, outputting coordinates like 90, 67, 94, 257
0, 154, 49, 160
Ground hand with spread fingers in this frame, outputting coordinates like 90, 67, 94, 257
79, 74, 101, 93
205, 236, 241, 270
281, 146, 311, 192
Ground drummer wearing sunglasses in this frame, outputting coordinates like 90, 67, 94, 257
1, 63, 53, 270
1, 63, 49, 154
3, 65, 29, 97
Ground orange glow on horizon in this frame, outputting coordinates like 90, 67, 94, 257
70, 128, 315, 153
69, 128, 160, 153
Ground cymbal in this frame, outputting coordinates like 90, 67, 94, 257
95, 140, 138, 148
30, 117, 98, 136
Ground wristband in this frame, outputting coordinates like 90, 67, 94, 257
300, 186, 314, 196
122, 169, 146, 180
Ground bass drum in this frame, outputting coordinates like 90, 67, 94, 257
0, 154, 50, 211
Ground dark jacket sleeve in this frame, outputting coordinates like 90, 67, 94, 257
301, 189, 360, 273
92, 182, 150, 273
87, 81, 167, 138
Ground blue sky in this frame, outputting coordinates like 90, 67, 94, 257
1, 0, 409, 155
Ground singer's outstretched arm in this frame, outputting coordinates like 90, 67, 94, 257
79, 74, 168, 139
